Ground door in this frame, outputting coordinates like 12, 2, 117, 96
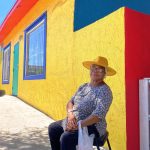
12, 42, 19, 96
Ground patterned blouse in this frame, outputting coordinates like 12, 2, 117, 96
62, 82, 113, 136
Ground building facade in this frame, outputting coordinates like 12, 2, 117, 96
0, 0, 150, 150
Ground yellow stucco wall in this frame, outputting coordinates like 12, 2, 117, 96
0, 50, 2, 88
0, 0, 126, 149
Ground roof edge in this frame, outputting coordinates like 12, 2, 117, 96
0, 0, 39, 44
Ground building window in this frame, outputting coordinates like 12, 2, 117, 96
24, 12, 47, 80
2, 44, 11, 84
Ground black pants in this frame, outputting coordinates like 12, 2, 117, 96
48, 120, 100, 150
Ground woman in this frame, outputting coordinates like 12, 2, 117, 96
48, 56, 116, 150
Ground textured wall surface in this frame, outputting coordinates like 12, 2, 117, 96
125, 8, 150, 150
0, 0, 126, 149
0, 51, 2, 89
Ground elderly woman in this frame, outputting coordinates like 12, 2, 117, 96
48, 56, 116, 150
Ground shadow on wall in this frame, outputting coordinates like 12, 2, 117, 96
0, 90, 5, 97
0, 127, 51, 150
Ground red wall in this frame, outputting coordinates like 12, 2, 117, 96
125, 8, 150, 150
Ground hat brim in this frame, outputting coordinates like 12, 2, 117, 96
82, 61, 116, 76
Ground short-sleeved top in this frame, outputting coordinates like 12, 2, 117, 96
62, 82, 113, 136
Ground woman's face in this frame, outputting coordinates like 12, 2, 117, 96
90, 64, 106, 81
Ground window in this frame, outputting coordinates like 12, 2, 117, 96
24, 12, 47, 80
2, 44, 11, 84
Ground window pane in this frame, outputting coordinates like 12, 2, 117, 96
26, 23, 45, 76
3, 47, 10, 82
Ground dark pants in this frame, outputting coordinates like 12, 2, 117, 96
48, 120, 99, 150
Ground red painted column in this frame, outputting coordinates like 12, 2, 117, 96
125, 8, 150, 150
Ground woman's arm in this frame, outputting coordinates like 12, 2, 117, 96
81, 88, 113, 128
81, 115, 100, 127
66, 83, 87, 130
66, 100, 78, 131
66, 100, 74, 113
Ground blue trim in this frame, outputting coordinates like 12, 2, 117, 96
2, 43, 11, 84
74, 0, 123, 31
125, 1, 150, 15
74, 0, 150, 31
23, 12, 47, 80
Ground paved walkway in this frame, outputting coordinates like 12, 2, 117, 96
0, 95, 54, 150
0, 95, 107, 150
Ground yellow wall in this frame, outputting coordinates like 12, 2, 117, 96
0, 0, 126, 149
0, 50, 2, 89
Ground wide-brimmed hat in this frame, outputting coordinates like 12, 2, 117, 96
82, 56, 116, 76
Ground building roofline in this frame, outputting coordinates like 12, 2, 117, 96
0, 0, 38, 44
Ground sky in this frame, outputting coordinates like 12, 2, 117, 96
0, 0, 17, 25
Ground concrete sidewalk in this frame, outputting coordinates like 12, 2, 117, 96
0, 95, 54, 150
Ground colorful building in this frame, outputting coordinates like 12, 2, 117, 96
0, 0, 150, 150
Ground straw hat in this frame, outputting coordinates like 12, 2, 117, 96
82, 56, 116, 76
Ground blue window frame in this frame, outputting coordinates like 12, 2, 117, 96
2, 43, 11, 84
24, 12, 47, 80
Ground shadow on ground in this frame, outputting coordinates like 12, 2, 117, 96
0, 127, 51, 150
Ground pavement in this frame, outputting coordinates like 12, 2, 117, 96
0, 95, 54, 150
0, 95, 108, 150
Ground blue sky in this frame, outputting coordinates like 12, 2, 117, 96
0, 0, 16, 25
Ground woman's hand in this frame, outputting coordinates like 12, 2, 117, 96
65, 112, 78, 131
